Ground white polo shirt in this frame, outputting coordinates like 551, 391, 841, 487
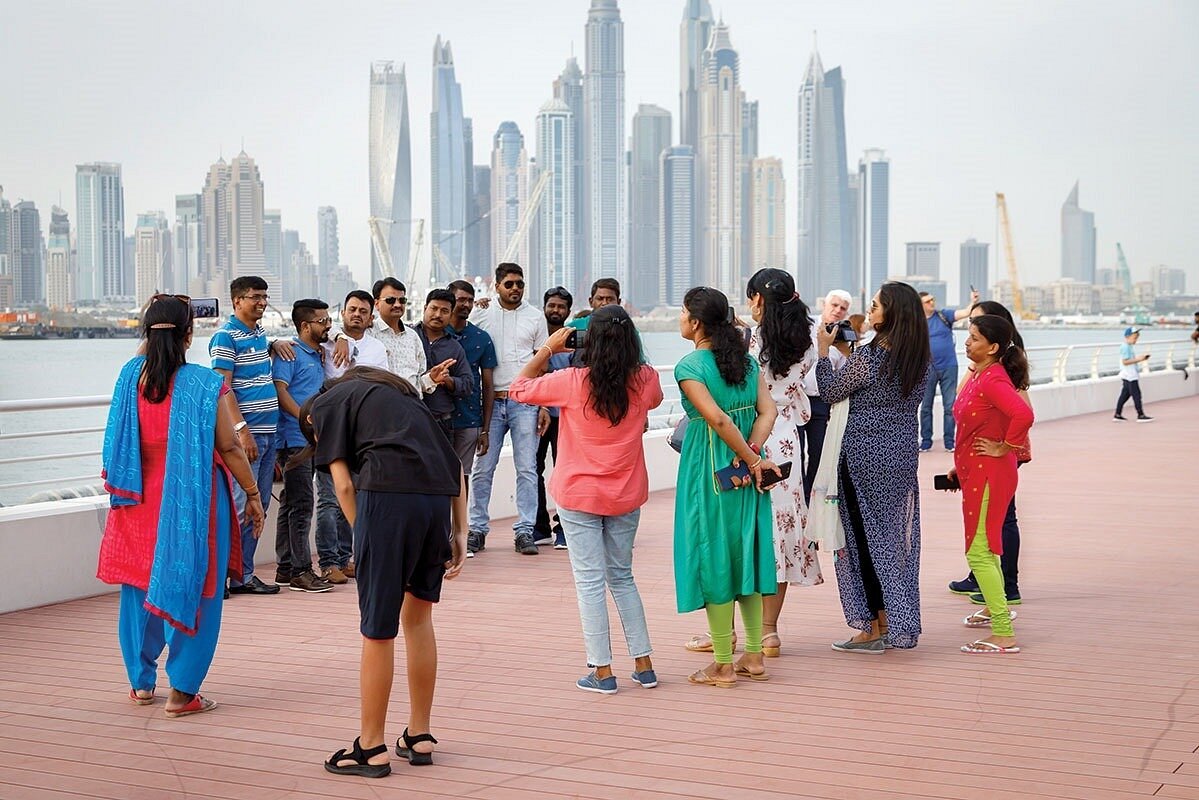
470, 301, 548, 391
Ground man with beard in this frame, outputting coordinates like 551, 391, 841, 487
533, 286, 575, 550
414, 289, 473, 440
467, 263, 548, 555
446, 281, 497, 491
271, 299, 335, 593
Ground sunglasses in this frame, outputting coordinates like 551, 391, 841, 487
152, 293, 191, 304
501, 280, 525, 289
382, 296, 408, 306
309, 317, 332, 325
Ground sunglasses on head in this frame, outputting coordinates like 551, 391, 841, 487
382, 296, 408, 305
502, 280, 525, 289
152, 293, 191, 304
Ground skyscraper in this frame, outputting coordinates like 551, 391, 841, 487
857, 148, 890, 300
263, 209, 282, 297
1061, 181, 1096, 283
797, 44, 852, 299
201, 158, 231, 288
369, 61, 412, 284
318, 206, 339, 295
281, 229, 300, 300
678, 0, 714, 151
134, 211, 171, 304
174, 194, 203, 295
45, 206, 73, 309
536, 99, 576, 297
959, 238, 989, 305
584, 0, 626, 289
465, 165, 492, 279
431, 38, 469, 281
697, 21, 743, 298
226, 151, 267, 282
740, 99, 759, 283
491, 122, 529, 272
11, 200, 43, 306
554, 57, 586, 290
0, 188, 12, 307
906, 242, 940, 277
750, 157, 785, 272
629, 104, 671, 308
75, 162, 125, 303
660, 145, 695, 305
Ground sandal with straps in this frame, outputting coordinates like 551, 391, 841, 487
396, 728, 438, 766
325, 737, 391, 778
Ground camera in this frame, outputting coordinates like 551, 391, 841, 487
826, 319, 858, 343
190, 298, 220, 319
565, 328, 587, 349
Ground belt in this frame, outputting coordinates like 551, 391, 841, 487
493, 391, 510, 400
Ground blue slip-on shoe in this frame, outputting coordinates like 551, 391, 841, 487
576, 671, 618, 695
553, 532, 568, 550
630, 670, 658, 689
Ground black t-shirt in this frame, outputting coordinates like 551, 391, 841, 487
311, 378, 461, 495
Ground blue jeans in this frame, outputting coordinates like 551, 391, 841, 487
556, 506, 653, 667
468, 399, 538, 539
274, 447, 314, 575
920, 364, 958, 449
230, 433, 276, 585
315, 470, 353, 569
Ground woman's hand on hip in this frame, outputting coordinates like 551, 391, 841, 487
972, 437, 1010, 458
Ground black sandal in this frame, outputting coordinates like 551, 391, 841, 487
325, 737, 391, 778
396, 728, 438, 766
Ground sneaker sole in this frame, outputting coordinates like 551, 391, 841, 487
948, 587, 978, 596
576, 683, 618, 695
830, 642, 885, 655
289, 585, 333, 593
554, 544, 568, 550
465, 551, 475, 559
969, 595, 1022, 606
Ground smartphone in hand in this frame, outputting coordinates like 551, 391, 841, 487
759, 461, 793, 489
934, 473, 960, 491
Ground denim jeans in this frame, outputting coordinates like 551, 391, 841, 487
315, 470, 353, 569
468, 399, 538, 538
230, 433, 276, 585
274, 447, 314, 575
556, 505, 653, 667
920, 364, 958, 449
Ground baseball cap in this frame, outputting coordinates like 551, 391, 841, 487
1124, 326, 1141, 336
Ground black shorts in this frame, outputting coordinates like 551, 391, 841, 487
354, 490, 452, 640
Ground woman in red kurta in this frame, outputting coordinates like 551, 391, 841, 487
949, 314, 1033, 654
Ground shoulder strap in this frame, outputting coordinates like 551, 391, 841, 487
936, 311, 954, 330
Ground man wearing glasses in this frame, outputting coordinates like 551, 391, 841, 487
210, 276, 281, 595
467, 263, 548, 556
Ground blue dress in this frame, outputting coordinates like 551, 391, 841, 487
816, 344, 927, 649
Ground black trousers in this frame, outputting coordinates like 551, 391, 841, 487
800, 396, 830, 506
840, 459, 884, 614
1115, 379, 1144, 416
535, 415, 561, 535
275, 447, 314, 575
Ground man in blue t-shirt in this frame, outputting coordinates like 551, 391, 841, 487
447, 280, 498, 487
919, 290, 978, 452
534, 286, 575, 550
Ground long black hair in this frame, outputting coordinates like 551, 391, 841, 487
684, 286, 748, 387
971, 300, 1025, 349
971, 314, 1030, 390
140, 295, 194, 403
746, 268, 812, 376
581, 304, 643, 425
873, 282, 931, 398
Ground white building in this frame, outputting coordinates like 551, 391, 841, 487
134, 211, 171, 305
696, 21, 743, 298
369, 61, 412, 284
535, 99, 576, 298
75, 162, 125, 302
906, 241, 940, 279
491, 122, 528, 271
750, 156, 785, 273
584, 0, 626, 288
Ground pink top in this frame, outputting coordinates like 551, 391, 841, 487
509, 364, 663, 516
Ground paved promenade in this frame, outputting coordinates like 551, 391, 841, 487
1, 397, 1197, 800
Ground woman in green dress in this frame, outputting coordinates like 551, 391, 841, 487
674, 287, 780, 688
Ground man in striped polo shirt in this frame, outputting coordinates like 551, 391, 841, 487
210, 276, 281, 595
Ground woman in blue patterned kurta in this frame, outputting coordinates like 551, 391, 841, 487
814, 283, 930, 652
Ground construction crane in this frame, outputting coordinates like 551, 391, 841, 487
367, 216, 396, 279
995, 192, 1035, 320
501, 169, 552, 263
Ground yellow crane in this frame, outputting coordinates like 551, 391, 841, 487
995, 192, 1036, 320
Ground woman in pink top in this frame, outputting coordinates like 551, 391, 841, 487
510, 304, 664, 694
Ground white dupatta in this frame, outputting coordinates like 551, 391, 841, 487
806, 398, 849, 552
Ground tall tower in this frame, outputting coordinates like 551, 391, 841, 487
227, 151, 267, 282
857, 148, 890, 301
554, 57, 586, 290
11, 200, 43, 306
1060, 181, 1096, 283
318, 206, 339, 295
263, 209, 282, 297
629, 104, 672, 309
679, 0, 714, 151
466, 165, 492, 280
491, 122, 529, 271
796, 42, 852, 300
696, 21, 743, 298
174, 194, 203, 295
584, 0, 626, 289
660, 146, 695, 305
75, 162, 125, 302
369, 61, 412, 284
959, 239, 989, 306
432, 38, 469, 280
536, 99, 576, 297
46, 206, 73, 309
134, 211, 171, 305
0, 188, 11, 302
201, 158, 231, 288
751, 157, 786, 272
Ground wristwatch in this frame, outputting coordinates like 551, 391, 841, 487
233, 421, 249, 433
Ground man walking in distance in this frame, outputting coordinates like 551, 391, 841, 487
919, 289, 979, 452
271, 299, 334, 593
799, 289, 851, 504
210, 276, 281, 595
565, 277, 622, 331
1115, 326, 1153, 422
414, 289, 473, 440
468, 263, 548, 556
316, 291, 388, 585
534, 286, 575, 549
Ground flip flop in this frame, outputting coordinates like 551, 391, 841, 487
733, 664, 770, 682
687, 668, 736, 689
129, 688, 155, 705
961, 640, 1020, 654
963, 610, 1017, 628
164, 694, 217, 718
683, 633, 738, 653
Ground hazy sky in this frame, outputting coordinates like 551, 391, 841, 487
3, 0, 1197, 303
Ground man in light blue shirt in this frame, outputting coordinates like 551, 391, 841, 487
1114, 327, 1153, 422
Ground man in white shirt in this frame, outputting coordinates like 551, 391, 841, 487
466, 262, 548, 556
323, 290, 389, 379
800, 289, 851, 503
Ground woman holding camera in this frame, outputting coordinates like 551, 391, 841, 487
509, 304, 663, 694
949, 314, 1033, 654
815, 282, 929, 653
675, 287, 779, 687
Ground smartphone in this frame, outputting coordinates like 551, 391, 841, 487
565, 329, 587, 349
714, 461, 751, 491
190, 297, 220, 319
934, 473, 960, 491
759, 461, 793, 489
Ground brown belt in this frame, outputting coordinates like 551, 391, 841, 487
493, 391, 510, 400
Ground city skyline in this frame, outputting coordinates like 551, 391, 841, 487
1, 1, 1196, 306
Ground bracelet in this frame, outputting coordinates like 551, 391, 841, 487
539, 345, 554, 358
243, 488, 259, 496
748, 456, 763, 469
479, 431, 489, 436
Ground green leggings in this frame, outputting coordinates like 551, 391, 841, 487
966, 485, 1014, 637
705, 593, 763, 664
